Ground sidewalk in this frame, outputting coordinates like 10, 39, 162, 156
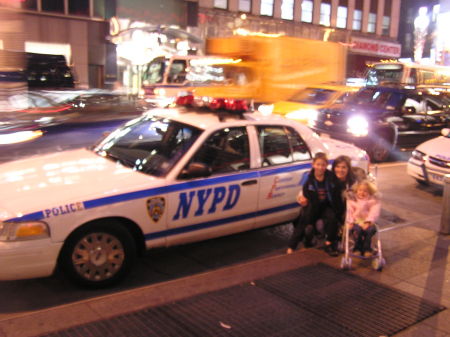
0, 220, 450, 337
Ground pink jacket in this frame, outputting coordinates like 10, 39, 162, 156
346, 196, 381, 225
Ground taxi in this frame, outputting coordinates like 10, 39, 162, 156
0, 102, 369, 287
258, 84, 358, 124
407, 128, 450, 186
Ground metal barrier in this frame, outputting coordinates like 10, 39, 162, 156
441, 174, 450, 235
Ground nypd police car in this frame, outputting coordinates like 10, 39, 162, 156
407, 128, 450, 186
0, 104, 369, 287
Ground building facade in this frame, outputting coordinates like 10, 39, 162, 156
187, 0, 402, 78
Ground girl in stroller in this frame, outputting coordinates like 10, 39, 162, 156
346, 180, 380, 256
341, 179, 386, 271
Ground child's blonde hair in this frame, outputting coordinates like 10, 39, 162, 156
352, 179, 378, 195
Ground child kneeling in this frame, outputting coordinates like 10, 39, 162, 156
345, 180, 381, 257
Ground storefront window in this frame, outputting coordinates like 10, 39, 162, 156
281, 0, 294, 20
22, 0, 37, 10
239, 0, 251, 12
42, 0, 64, 13
320, 1, 331, 26
261, 0, 274, 16
214, 0, 227, 9
301, 0, 313, 23
69, 0, 89, 16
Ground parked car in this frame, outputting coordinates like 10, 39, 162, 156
259, 84, 358, 124
407, 128, 450, 186
309, 85, 450, 162
0, 102, 369, 287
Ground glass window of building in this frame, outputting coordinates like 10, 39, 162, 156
320, 0, 331, 26
94, 0, 106, 18
42, 0, 64, 13
214, 0, 228, 9
69, 0, 89, 16
382, 0, 391, 35
22, 0, 37, 10
261, 0, 274, 16
301, 0, 313, 23
239, 0, 251, 12
353, 0, 362, 30
367, 0, 377, 33
281, 0, 294, 20
337, 0, 348, 28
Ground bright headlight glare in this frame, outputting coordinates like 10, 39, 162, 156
347, 115, 369, 137
257, 104, 273, 115
0, 221, 50, 241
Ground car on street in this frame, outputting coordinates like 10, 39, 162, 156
407, 128, 450, 186
0, 102, 369, 287
309, 85, 450, 162
259, 84, 358, 124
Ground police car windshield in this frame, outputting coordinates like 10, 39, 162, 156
93, 115, 202, 177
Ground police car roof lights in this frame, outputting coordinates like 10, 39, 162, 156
175, 93, 250, 116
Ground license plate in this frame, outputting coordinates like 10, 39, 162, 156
430, 173, 444, 182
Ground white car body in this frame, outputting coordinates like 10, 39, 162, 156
0, 107, 369, 285
407, 128, 450, 186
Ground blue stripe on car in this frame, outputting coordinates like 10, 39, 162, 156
6, 162, 311, 232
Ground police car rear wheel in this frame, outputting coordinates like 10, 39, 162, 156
60, 221, 136, 287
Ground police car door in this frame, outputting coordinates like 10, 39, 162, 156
254, 125, 312, 229
166, 126, 257, 246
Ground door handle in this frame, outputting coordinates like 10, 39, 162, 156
242, 179, 257, 186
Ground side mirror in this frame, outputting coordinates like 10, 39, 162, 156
442, 128, 450, 137
180, 162, 211, 179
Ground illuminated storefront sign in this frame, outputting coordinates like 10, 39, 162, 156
350, 37, 401, 58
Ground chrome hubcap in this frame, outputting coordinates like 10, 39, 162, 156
72, 232, 125, 281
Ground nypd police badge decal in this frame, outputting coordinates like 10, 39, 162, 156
147, 197, 165, 222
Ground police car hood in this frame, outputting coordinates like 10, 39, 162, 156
0, 148, 164, 220
416, 136, 450, 160
320, 137, 369, 170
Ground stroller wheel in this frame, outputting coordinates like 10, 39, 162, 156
372, 257, 386, 271
340, 256, 352, 270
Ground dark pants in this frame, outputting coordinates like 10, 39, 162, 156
351, 224, 377, 253
288, 203, 339, 250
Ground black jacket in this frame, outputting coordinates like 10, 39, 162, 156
302, 169, 345, 219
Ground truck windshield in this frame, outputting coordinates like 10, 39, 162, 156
93, 114, 202, 177
366, 64, 404, 86
288, 88, 336, 105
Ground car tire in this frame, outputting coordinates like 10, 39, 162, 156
415, 178, 429, 186
59, 220, 136, 288
369, 134, 393, 162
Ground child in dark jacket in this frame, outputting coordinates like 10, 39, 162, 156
287, 152, 344, 256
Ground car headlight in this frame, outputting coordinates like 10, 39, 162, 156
346, 115, 369, 137
0, 221, 50, 242
257, 104, 274, 116
411, 149, 426, 162
285, 109, 318, 123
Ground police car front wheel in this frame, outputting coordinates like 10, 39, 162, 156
59, 221, 137, 287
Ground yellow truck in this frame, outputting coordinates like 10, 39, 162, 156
193, 35, 347, 104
